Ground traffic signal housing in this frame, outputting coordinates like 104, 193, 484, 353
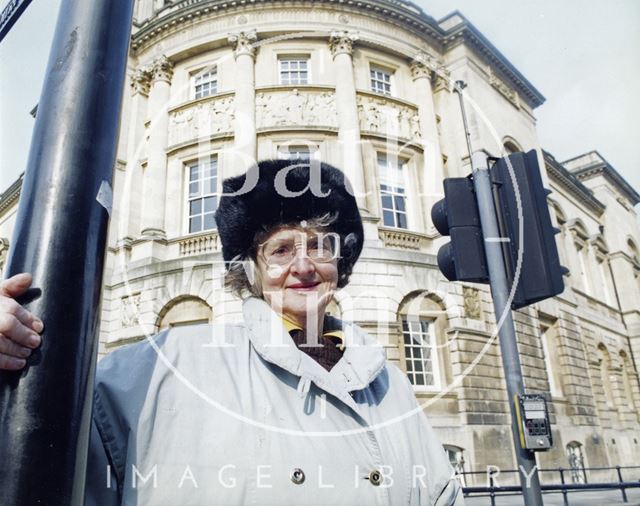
491, 150, 568, 309
431, 177, 489, 283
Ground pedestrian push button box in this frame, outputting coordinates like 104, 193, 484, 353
515, 394, 552, 451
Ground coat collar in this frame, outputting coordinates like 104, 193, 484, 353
242, 297, 386, 401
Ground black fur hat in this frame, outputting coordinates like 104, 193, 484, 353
215, 159, 364, 287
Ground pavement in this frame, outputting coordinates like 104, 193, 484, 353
463, 487, 640, 506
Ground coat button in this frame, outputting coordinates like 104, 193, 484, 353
290, 468, 305, 484
368, 470, 382, 486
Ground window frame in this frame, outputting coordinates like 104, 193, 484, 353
185, 156, 219, 235
401, 317, 441, 391
276, 144, 320, 162
278, 55, 311, 86
377, 153, 409, 230
191, 66, 218, 100
369, 64, 393, 96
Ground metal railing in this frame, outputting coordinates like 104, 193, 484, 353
461, 465, 640, 505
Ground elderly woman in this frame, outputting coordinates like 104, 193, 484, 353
0, 160, 463, 505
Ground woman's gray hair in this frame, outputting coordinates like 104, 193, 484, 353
224, 213, 348, 299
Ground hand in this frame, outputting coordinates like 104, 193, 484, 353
0, 273, 44, 370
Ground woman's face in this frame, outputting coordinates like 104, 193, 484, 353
255, 226, 339, 325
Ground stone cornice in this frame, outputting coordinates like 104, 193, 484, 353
439, 11, 545, 109
131, 0, 442, 52
130, 0, 541, 109
563, 151, 640, 206
543, 150, 605, 216
0, 173, 23, 216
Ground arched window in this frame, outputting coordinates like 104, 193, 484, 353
628, 239, 640, 284
157, 296, 212, 330
548, 202, 570, 277
569, 221, 591, 294
620, 351, 637, 416
566, 441, 586, 483
597, 343, 615, 409
539, 319, 564, 397
502, 136, 523, 155
628, 239, 640, 266
397, 293, 448, 391
443, 445, 466, 486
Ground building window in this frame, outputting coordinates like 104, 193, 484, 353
370, 66, 392, 95
193, 67, 217, 99
277, 145, 319, 162
566, 442, 586, 483
187, 157, 218, 233
378, 154, 408, 229
158, 296, 212, 330
620, 352, 636, 411
279, 57, 309, 85
597, 343, 615, 409
443, 445, 466, 486
575, 243, 591, 293
540, 322, 564, 397
402, 318, 439, 389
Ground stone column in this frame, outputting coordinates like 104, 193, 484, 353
118, 67, 151, 246
228, 30, 257, 177
329, 31, 367, 212
411, 53, 445, 234
140, 55, 173, 239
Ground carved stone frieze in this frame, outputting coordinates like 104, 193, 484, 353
228, 30, 258, 59
168, 95, 235, 146
488, 67, 520, 108
463, 286, 482, 320
121, 293, 141, 327
357, 95, 420, 141
255, 89, 337, 129
329, 30, 358, 58
151, 55, 174, 84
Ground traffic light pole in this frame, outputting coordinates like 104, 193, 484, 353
0, 1, 134, 504
471, 151, 543, 506
453, 81, 543, 505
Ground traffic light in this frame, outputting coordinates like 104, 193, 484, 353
431, 176, 489, 283
491, 150, 568, 309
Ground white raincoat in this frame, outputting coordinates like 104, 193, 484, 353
85, 297, 463, 505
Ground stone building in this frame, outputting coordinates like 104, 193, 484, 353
1, 0, 639, 484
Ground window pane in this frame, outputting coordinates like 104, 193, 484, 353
189, 182, 199, 197
190, 199, 202, 216
203, 196, 217, 213
203, 213, 216, 230
397, 213, 408, 229
203, 162, 215, 177
189, 216, 202, 233
395, 195, 405, 212
415, 375, 425, 386
206, 177, 216, 194
189, 166, 199, 181
381, 195, 393, 210
414, 360, 423, 372
383, 210, 395, 227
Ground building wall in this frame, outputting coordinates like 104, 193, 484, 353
1, 0, 639, 481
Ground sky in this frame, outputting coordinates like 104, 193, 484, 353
1, 0, 639, 198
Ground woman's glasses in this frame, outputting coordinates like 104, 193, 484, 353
258, 232, 340, 266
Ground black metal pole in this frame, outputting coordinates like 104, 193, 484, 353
0, 1, 134, 504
